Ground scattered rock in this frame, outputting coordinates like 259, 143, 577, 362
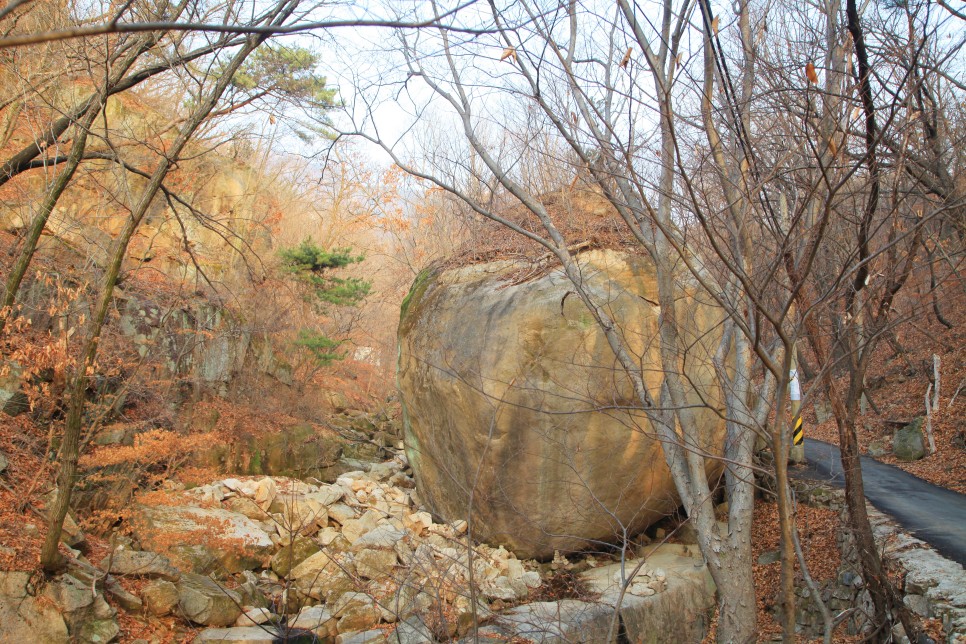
0, 363, 29, 417
192, 625, 284, 643
100, 549, 181, 581
757, 550, 781, 565
867, 438, 890, 458
177, 573, 243, 627
0, 571, 69, 643
337, 629, 387, 644
142, 579, 181, 616
234, 607, 275, 626
368, 461, 399, 481
225, 497, 270, 521
278, 495, 328, 537
44, 574, 119, 644
288, 605, 337, 638
43, 491, 86, 547
308, 485, 345, 507
333, 592, 382, 633
498, 599, 614, 642
328, 503, 359, 525
290, 551, 347, 600
93, 425, 129, 446
132, 503, 274, 574
253, 477, 277, 511
392, 615, 437, 644
352, 525, 406, 550
403, 512, 433, 536
354, 548, 398, 580
270, 536, 320, 578
579, 545, 716, 643
342, 510, 381, 544
0, 452, 8, 474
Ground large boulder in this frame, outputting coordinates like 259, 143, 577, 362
398, 249, 725, 559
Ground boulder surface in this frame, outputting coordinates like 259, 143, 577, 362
398, 249, 725, 559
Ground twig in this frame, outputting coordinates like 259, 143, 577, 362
949, 378, 964, 410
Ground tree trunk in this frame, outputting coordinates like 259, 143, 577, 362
40, 23, 281, 571
714, 543, 757, 643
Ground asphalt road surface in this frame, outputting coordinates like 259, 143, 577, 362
796, 438, 966, 567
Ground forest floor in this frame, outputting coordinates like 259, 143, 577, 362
2, 228, 963, 642
807, 300, 965, 494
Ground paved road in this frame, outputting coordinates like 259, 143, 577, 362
796, 438, 966, 567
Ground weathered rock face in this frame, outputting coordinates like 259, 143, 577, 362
398, 249, 725, 559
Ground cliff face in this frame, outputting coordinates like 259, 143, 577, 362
397, 249, 726, 559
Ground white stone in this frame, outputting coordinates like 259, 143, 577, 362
403, 512, 433, 535
352, 526, 406, 550
318, 526, 341, 546
288, 605, 336, 636
342, 510, 381, 544
253, 478, 277, 511
234, 607, 274, 626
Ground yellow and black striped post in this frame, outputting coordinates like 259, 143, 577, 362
789, 366, 805, 463
792, 414, 804, 449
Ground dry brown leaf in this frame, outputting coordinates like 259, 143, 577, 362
711, 16, 720, 35
500, 47, 516, 62
828, 136, 838, 157
805, 61, 819, 84
620, 47, 632, 68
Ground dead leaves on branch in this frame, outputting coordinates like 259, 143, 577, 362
805, 61, 819, 84
620, 47, 632, 69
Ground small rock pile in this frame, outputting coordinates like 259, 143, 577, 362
614, 564, 667, 597
120, 453, 544, 642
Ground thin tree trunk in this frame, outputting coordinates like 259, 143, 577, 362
40, 24, 281, 570
1, 107, 98, 328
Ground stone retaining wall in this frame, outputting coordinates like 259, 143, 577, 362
792, 481, 966, 643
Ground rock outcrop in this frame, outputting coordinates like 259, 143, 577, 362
397, 249, 726, 559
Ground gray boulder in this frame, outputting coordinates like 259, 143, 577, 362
288, 605, 337, 638
177, 573, 243, 627
100, 549, 181, 581
497, 600, 615, 642
337, 630, 387, 644
270, 536, 320, 578
142, 579, 180, 616
131, 503, 273, 574
0, 571, 69, 643
192, 626, 284, 643
44, 574, 119, 643
391, 616, 437, 644
893, 418, 926, 461
0, 361, 29, 416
